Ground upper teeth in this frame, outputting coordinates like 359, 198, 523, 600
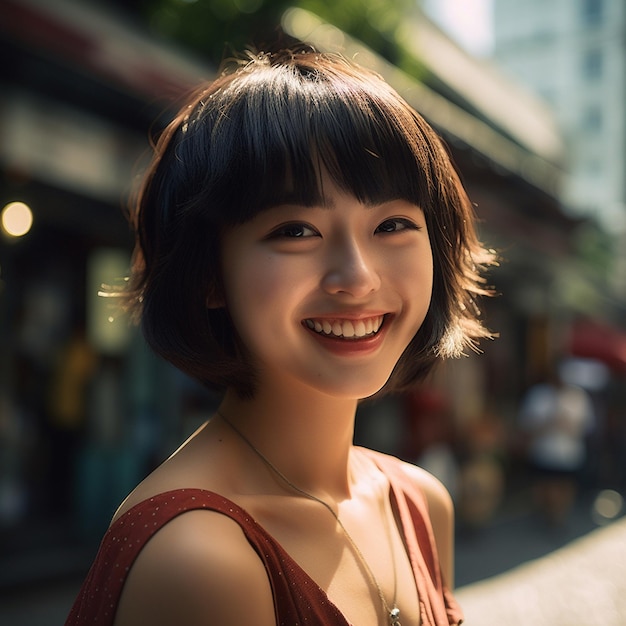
304, 316, 384, 339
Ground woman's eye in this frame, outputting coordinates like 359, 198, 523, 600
269, 223, 319, 239
375, 218, 419, 234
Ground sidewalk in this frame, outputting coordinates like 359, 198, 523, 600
454, 488, 605, 587
455, 516, 626, 625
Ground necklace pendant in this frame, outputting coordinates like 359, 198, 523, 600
389, 607, 401, 626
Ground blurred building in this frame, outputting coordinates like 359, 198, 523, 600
493, 0, 626, 301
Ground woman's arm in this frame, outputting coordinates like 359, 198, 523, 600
114, 510, 276, 626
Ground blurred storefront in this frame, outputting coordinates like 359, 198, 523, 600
0, 0, 214, 587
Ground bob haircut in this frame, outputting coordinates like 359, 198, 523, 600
125, 47, 495, 399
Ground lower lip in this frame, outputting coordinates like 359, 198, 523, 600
304, 318, 389, 357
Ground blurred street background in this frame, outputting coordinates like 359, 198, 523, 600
1, 0, 625, 624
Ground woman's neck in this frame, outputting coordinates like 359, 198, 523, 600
216, 382, 360, 501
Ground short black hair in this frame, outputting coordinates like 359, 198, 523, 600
125, 48, 495, 398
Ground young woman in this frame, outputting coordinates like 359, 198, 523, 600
66, 47, 495, 626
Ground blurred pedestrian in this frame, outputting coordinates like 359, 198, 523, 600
66, 46, 496, 626
518, 364, 596, 526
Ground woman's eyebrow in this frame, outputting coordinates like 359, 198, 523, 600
267, 196, 332, 211
269, 195, 414, 211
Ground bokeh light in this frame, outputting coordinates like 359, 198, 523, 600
592, 489, 624, 526
1, 201, 34, 237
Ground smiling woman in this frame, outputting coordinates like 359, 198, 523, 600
66, 47, 496, 626
128, 51, 493, 400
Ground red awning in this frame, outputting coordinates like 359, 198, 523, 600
569, 319, 626, 374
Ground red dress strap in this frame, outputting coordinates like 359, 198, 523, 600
359, 448, 464, 625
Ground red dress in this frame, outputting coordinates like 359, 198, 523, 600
66, 449, 463, 625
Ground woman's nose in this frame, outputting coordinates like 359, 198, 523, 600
321, 238, 381, 298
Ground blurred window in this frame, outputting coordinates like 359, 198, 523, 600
581, 0, 604, 25
581, 105, 603, 131
582, 48, 603, 79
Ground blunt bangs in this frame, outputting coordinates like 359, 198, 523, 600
180, 55, 438, 228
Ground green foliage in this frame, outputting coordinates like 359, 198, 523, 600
138, 0, 415, 66
296, 0, 414, 64
572, 220, 616, 281
138, 0, 278, 62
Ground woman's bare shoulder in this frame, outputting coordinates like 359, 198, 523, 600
391, 456, 454, 517
113, 508, 276, 626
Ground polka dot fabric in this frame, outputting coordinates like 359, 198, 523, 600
65, 450, 463, 625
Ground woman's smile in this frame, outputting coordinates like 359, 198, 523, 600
302, 314, 391, 358
303, 314, 386, 340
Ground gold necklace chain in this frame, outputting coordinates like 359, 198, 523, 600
216, 410, 401, 626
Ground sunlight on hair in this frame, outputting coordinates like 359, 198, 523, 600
436, 323, 470, 358
87, 249, 130, 354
